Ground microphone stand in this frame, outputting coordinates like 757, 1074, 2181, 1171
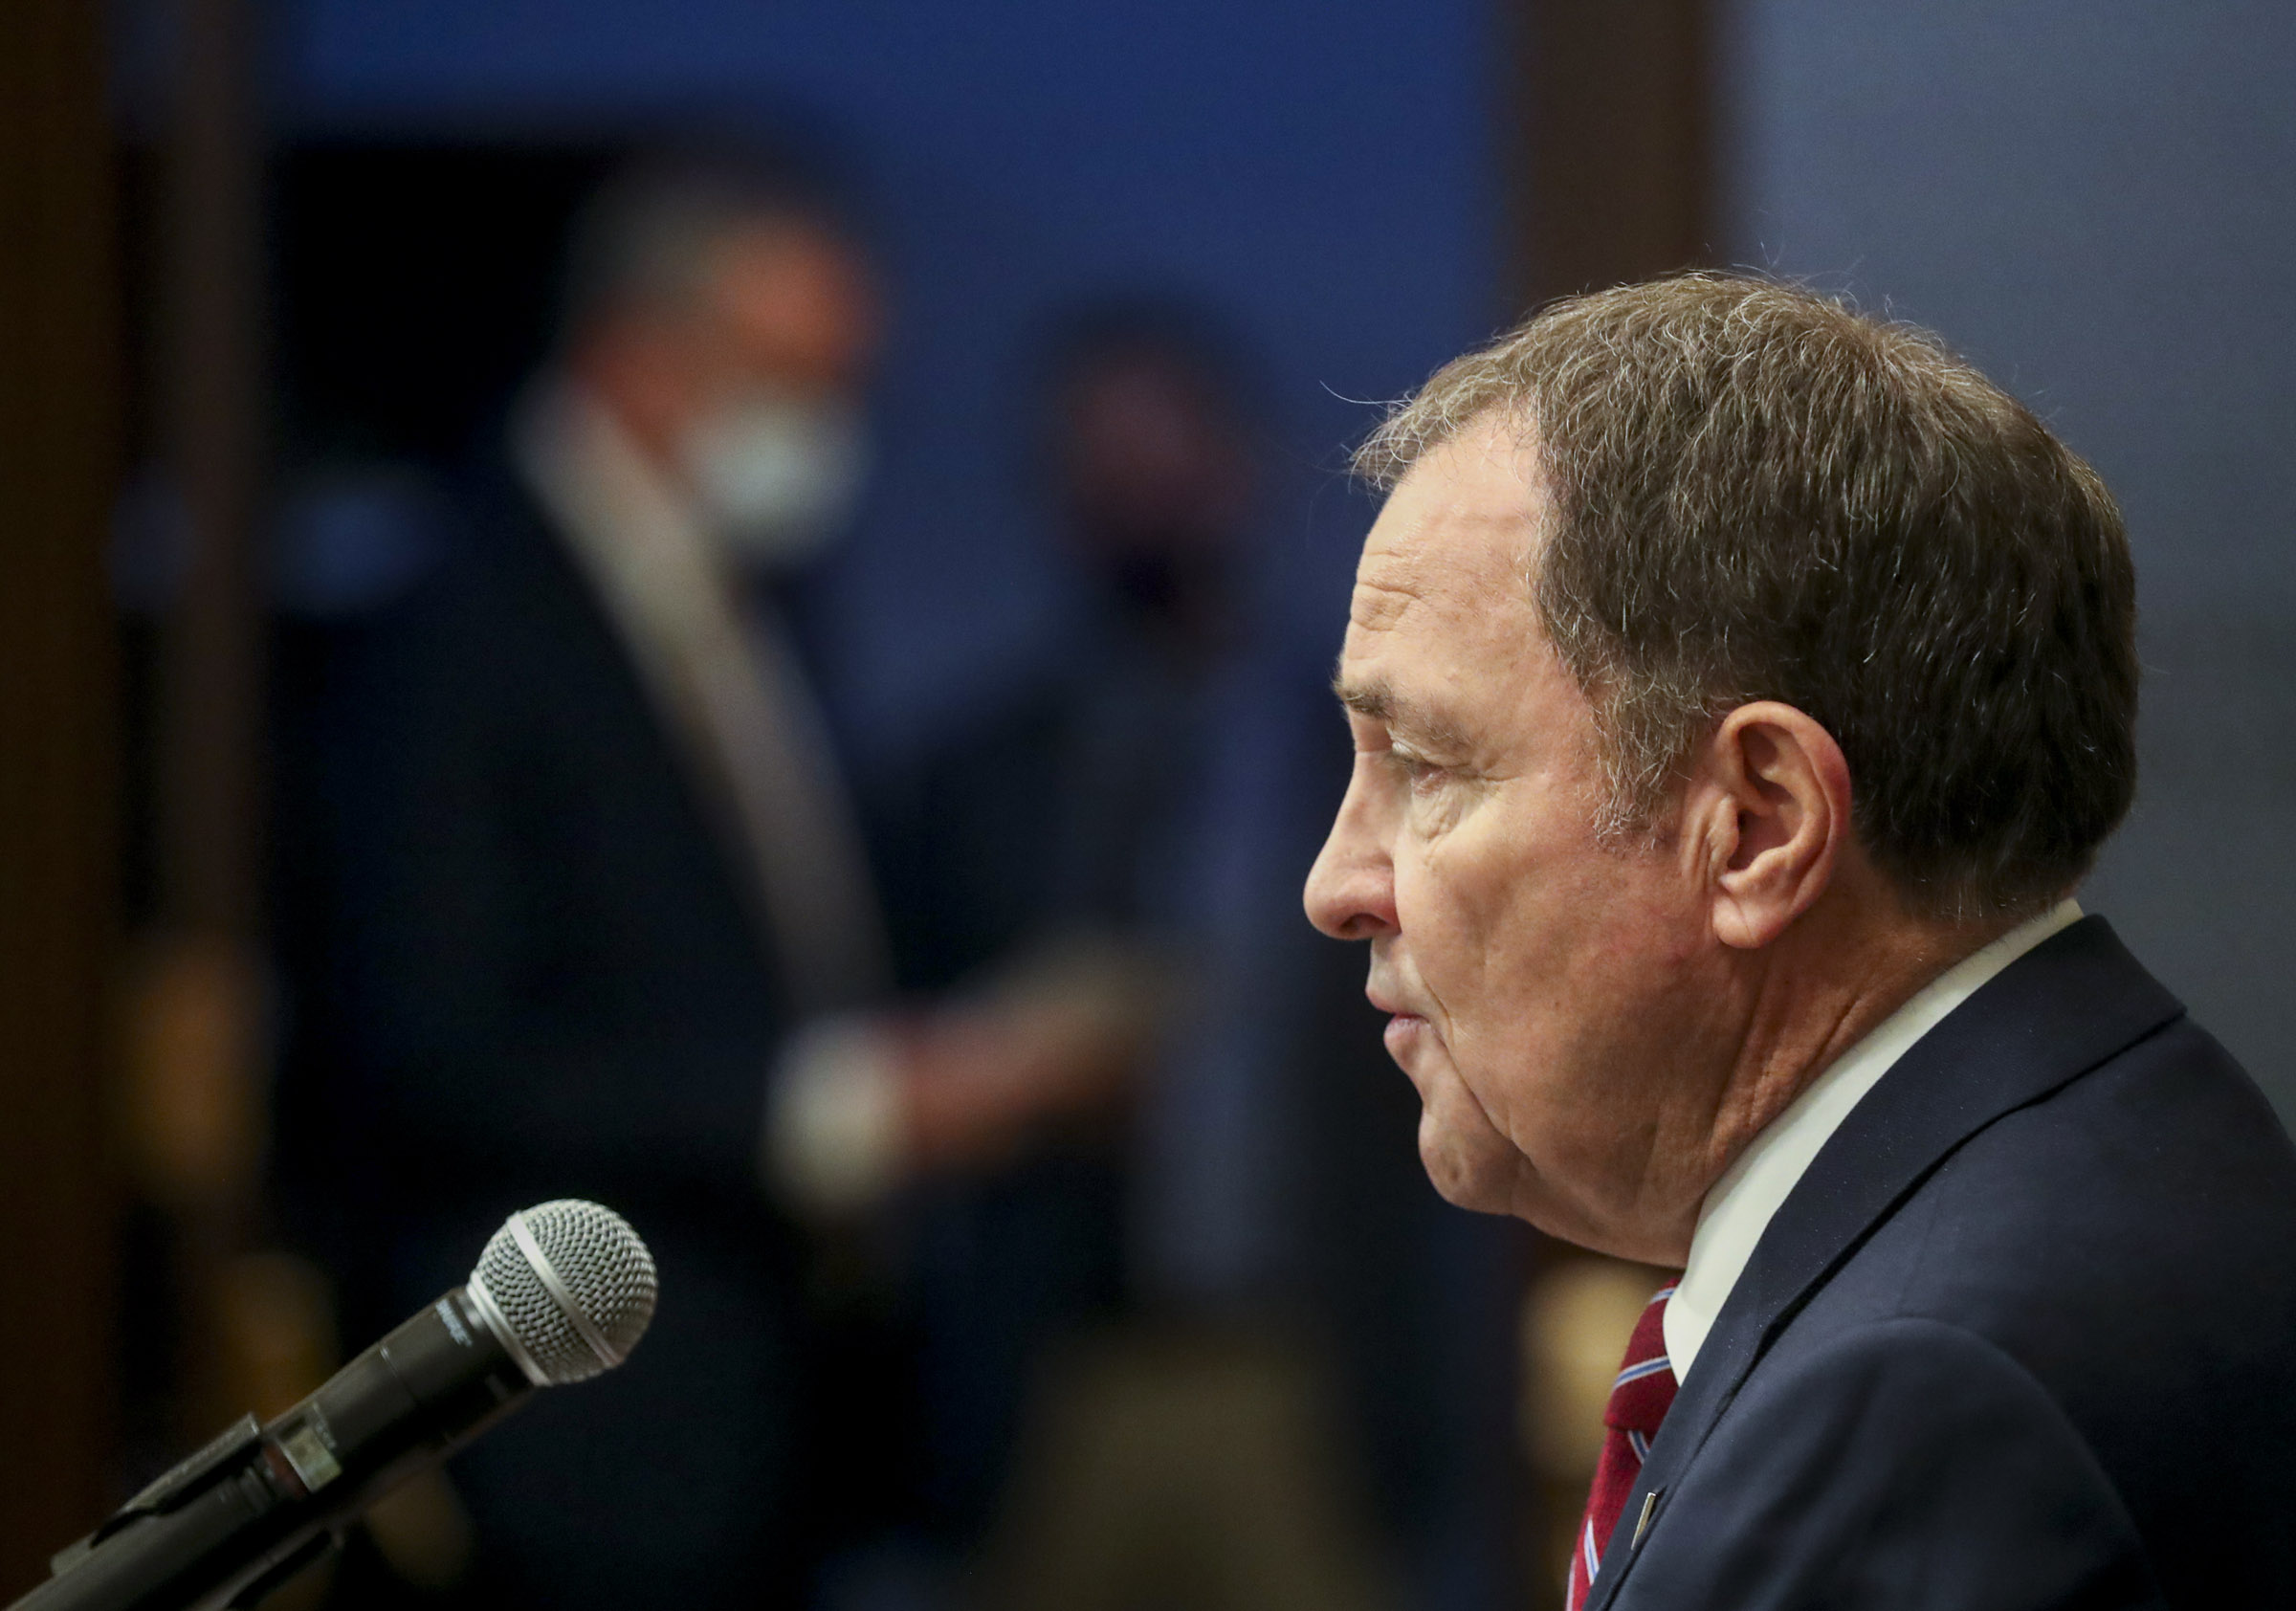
8, 1290, 531, 1611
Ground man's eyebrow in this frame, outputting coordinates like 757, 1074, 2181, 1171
1331, 674, 1471, 754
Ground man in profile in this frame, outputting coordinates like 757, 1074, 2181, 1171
1305, 276, 2296, 1607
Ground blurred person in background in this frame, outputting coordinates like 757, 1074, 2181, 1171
796, 308, 1507, 1611
285, 155, 1393, 1611
307, 150, 913, 1611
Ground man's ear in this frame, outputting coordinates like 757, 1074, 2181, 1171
1685, 701, 1854, 950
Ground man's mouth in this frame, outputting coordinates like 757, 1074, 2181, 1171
1367, 967, 1437, 1065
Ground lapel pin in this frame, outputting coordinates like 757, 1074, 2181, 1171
1632, 1490, 1661, 1548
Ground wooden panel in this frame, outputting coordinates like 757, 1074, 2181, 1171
0, 0, 124, 1593
1512, 0, 1716, 311
162, 0, 268, 941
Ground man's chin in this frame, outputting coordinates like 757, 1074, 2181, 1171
1415, 1112, 1524, 1217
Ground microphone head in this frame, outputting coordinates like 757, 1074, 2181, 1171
466, 1200, 658, 1387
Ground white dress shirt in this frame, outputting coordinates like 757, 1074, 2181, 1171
1662, 898, 2085, 1382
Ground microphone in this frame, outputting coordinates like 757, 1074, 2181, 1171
10, 1201, 657, 1611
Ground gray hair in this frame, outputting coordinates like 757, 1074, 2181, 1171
1357, 275, 2137, 921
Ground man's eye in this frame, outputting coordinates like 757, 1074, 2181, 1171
1387, 750, 1445, 790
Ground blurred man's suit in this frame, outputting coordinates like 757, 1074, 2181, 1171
1592, 916, 2296, 1610
320, 385, 890, 1610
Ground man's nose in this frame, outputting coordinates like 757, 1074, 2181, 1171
1304, 786, 1397, 941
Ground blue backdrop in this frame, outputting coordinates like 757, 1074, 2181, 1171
259, 0, 1505, 769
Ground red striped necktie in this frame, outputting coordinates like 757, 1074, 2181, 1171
1565, 1283, 1678, 1611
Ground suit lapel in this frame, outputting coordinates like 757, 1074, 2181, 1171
1584, 917, 2183, 1611
512, 386, 893, 1013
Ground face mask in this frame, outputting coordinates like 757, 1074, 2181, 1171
678, 391, 870, 568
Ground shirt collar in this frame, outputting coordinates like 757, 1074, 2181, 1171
1661, 897, 2084, 1381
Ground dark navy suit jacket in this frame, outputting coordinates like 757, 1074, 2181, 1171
1590, 916, 2296, 1610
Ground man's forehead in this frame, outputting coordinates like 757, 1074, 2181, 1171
1350, 419, 1543, 633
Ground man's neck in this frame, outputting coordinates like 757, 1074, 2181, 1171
1676, 890, 2019, 1261
1662, 896, 2085, 1376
